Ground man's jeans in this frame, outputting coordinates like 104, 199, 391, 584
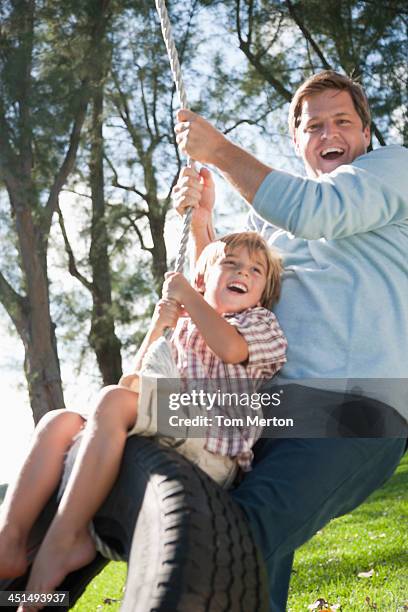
231, 436, 406, 611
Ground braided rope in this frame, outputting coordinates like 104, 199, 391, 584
155, 0, 194, 275
155, 0, 188, 112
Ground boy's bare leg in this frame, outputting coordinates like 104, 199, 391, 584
0, 410, 85, 579
20, 385, 138, 608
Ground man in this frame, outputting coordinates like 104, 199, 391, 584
173, 71, 408, 610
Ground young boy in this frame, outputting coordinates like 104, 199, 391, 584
0, 231, 286, 608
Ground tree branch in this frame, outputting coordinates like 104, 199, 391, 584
371, 121, 386, 146
57, 204, 93, 291
139, 67, 154, 142
223, 108, 272, 135
238, 39, 293, 101
108, 210, 149, 255
235, 1, 292, 103
152, 68, 160, 139
61, 188, 92, 200
111, 72, 149, 164
105, 153, 148, 202
0, 101, 19, 193
166, 101, 183, 202
127, 213, 153, 254
247, 0, 254, 48
236, 0, 245, 48
305, 39, 315, 72
44, 83, 90, 231
285, 0, 331, 69
0, 269, 27, 332
256, 13, 284, 61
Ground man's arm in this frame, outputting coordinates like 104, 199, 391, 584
176, 112, 408, 240
252, 146, 408, 239
175, 110, 272, 205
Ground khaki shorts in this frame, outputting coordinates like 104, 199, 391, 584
119, 371, 237, 489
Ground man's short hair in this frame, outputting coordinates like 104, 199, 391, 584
194, 231, 282, 309
288, 70, 371, 136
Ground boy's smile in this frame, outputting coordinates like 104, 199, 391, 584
294, 89, 371, 177
203, 246, 267, 314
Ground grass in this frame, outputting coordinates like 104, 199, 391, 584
287, 452, 408, 611
71, 562, 126, 611
73, 453, 407, 611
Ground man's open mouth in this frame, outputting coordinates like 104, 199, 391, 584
320, 147, 345, 161
227, 282, 248, 294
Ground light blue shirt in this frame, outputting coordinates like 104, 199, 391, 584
249, 145, 408, 420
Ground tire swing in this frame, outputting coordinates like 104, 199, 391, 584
0, 2, 269, 610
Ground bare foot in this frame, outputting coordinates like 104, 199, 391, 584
0, 524, 28, 578
18, 527, 96, 611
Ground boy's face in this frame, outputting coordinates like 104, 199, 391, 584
202, 246, 268, 314
293, 89, 371, 177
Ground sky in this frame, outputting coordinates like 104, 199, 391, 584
0, 327, 34, 483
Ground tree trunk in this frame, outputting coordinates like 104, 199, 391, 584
144, 151, 168, 294
10, 187, 64, 423
89, 79, 123, 385
149, 207, 168, 294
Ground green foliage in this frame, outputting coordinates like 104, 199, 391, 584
198, 0, 407, 145
289, 0, 407, 142
0, 1, 103, 193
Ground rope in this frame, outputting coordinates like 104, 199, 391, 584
155, 0, 194, 275
155, 0, 188, 114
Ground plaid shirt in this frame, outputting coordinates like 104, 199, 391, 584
170, 307, 287, 471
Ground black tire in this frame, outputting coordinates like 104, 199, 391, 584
117, 438, 268, 612
0, 436, 268, 611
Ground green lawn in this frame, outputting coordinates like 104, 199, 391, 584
288, 452, 408, 611
70, 453, 408, 611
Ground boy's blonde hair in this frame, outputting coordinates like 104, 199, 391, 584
195, 232, 282, 309
288, 70, 371, 136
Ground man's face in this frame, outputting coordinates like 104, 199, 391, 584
293, 89, 371, 177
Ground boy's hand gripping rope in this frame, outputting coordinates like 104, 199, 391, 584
155, 0, 195, 275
